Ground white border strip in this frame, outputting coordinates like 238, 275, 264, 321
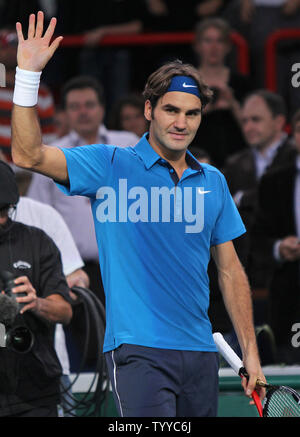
111, 350, 124, 417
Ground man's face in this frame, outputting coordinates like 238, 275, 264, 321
145, 91, 202, 154
0, 209, 8, 226
241, 95, 284, 150
120, 104, 147, 137
65, 88, 105, 138
293, 121, 300, 154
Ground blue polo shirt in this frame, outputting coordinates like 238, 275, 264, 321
57, 134, 246, 353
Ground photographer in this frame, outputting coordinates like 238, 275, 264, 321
0, 160, 72, 417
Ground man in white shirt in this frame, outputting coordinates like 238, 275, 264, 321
28, 76, 139, 304
13, 195, 89, 416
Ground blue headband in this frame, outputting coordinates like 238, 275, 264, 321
167, 75, 201, 99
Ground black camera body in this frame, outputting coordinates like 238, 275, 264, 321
1, 270, 27, 310
0, 271, 34, 353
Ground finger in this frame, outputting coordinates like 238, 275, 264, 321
12, 285, 28, 294
246, 375, 258, 397
43, 17, 57, 43
16, 22, 24, 43
255, 385, 266, 402
35, 10, 44, 38
28, 13, 36, 39
20, 302, 35, 314
241, 376, 248, 391
13, 276, 28, 284
49, 35, 63, 55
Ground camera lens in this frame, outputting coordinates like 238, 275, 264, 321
6, 326, 34, 353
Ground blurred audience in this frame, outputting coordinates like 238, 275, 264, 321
53, 106, 70, 139
58, 0, 145, 113
189, 18, 251, 168
1, 1, 299, 367
250, 108, 299, 364
108, 94, 149, 138
27, 76, 139, 305
144, 0, 229, 32
223, 89, 296, 288
225, 0, 300, 116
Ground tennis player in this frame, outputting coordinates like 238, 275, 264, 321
11, 12, 266, 417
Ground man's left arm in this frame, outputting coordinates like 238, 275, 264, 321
211, 240, 266, 400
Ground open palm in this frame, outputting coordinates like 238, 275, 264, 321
16, 11, 63, 72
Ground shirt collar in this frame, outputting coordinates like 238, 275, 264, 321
134, 133, 203, 172
68, 124, 109, 147
254, 132, 287, 161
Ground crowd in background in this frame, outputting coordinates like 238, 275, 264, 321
0, 0, 300, 371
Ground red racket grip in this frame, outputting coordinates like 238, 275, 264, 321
251, 390, 263, 417
239, 371, 263, 417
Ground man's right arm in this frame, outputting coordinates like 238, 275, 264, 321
11, 11, 67, 183
12, 105, 68, 183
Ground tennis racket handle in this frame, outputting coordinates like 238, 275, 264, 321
213, 332, 264, 417
213, 332, 243, 374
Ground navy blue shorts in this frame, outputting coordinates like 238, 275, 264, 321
105, 343, 219, 417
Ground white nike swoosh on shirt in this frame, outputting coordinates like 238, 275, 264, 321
198, 189, 211, 194
182, 82, 197, 88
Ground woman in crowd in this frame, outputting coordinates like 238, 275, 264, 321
191, 17, 252, 168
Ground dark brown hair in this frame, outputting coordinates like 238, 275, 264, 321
61, 76, 105, 109
142, 59, 212, 110
243, 89, 287, 119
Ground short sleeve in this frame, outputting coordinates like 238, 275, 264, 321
210, 172, 246, 246
56, 144, 115, 197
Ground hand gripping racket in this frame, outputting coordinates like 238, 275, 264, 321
213, 332, 300, 417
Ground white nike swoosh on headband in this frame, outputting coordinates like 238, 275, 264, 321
182, 82, 197, 88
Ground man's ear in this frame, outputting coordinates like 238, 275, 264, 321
144, 100, 153, 122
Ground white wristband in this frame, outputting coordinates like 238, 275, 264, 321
13, 67, 42, 107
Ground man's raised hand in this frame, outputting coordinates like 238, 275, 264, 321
16, 11, 63, 72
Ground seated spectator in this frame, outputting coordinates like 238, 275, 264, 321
189, 17, 251, 168
108, 94, 149, 138
0, 160, 72, 417
223, 89, 296, 287
250, 108, 299, 364
27, 76, 139, 305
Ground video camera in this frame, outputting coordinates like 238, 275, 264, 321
0, 271, 34, 353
